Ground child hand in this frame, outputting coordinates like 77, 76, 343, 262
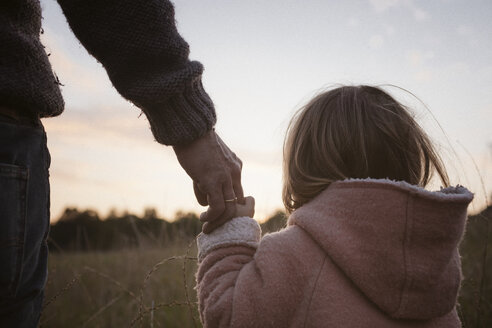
201, 196, 255, 233
235, 196, 255, 218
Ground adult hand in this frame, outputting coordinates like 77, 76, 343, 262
173, 130, 244, 233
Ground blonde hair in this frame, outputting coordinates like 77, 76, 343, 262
282, 85, 449, 213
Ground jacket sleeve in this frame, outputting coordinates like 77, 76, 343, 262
196, 217, 309, 328
56, 0, 216, 146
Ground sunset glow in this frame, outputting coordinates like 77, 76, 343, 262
40, 0, 492, 221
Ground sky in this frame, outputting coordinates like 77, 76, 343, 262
39, 0, 492, 221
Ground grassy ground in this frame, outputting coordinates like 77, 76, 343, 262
41, 241, 201, 328
40, 211, 492, 327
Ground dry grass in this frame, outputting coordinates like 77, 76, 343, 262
40, 241, 201, 328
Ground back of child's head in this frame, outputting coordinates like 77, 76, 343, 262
282, 85, 449, 213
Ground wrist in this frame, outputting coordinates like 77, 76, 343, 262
172, 129, 215, 154
197, 216, 261, 262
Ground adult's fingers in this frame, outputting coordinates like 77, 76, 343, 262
193, 181, 208, 206
202, 204, 234, 233
202, 215, 231, 234
200, 187, 225, 223
201, 221, 214, 234
220, 181, 237, 222
232, 171, 244, 205
202, 183, 236, 234
216, 134, 244, 204
202, 207, 232, 233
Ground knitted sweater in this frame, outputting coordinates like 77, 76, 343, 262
0, 0, 216, 145
196, 179, 473, 327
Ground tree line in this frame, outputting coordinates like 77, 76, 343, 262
48, 207, 287, 252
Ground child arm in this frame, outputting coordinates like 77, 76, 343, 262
196, 217, 313, 327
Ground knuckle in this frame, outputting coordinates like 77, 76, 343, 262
232, 165, 241, 176
219, 173, 230, 184
201, 180, 222, 193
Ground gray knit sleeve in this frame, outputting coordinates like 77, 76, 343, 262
56, 0, 216, 145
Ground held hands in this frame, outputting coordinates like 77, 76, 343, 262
173, 130, 244, 233
198, 196, 255, 233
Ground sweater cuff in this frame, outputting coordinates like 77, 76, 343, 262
144, 78, 217, 146
197, 217, 261, 263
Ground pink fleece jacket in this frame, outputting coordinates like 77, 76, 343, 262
196, 179, 473, 327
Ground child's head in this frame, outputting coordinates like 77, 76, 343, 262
282, 85, 449, 213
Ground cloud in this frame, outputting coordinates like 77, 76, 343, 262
368, 0, 430, 22
457, 24, 473, 36
369, 35, 385, 49
455, 24, 480, 47
413, 7, 430, 21
43, 110, 157, 148
384, 25, 396, 36
407, 50, 435, 82
369, 0, 401, 12
414, 70, 433, 82
348, 17, 359, 28
446, 62, 471, 75
408, 50, 434, 66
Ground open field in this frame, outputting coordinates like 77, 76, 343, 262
41, 242, 201, 328
40, 207, 492, 327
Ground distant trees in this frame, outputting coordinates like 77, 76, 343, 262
260, 210, 287, 233
48, 208, 287, 252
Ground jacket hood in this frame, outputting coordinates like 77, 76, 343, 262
288, 178, 473, 320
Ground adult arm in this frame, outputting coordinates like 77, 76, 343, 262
56, 0, 243, 227
56, 0, 213, 146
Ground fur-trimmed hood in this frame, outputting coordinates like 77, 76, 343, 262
288, 179, 473, 320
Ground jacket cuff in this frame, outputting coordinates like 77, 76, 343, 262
144, 78, 217, 146
197, 217, 261, 263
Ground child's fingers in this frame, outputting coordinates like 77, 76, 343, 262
235, 196, 255, 218
244, 196, 255, 207
201, 196, 255, 233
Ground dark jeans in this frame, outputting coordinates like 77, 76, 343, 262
0, 115, 50, 327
